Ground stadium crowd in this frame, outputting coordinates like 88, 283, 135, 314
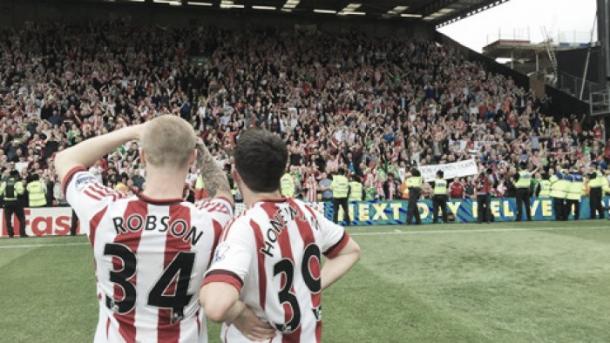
0, 20, 607, 207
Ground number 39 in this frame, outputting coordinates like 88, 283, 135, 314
273, 244, 321, 332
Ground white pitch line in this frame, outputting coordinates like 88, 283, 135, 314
0, 225, 609, 249
0, 242, 89, 249
349, 225, 610, 236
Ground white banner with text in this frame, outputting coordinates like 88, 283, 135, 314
419, 159, 479, 182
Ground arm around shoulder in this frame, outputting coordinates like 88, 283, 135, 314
199, 281, 241, 322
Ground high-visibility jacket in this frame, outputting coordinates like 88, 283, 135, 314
280, 173, 296, 197
27, 180, 47, 207
515, 170, 531, 189
231, 185, 238, 197
550, 174, 563, 198
539, 179, 551, 197
588, 173, 605, 192
557, 173, 570, 199
348, 181, 363, 202
602, 176, 610, 194
566, 174, 583, 201
0, 177, 24, 201
195, 175, 204, 189
433, 178, 447, 195
406, 176, 422, 188
331, 175, 349, 198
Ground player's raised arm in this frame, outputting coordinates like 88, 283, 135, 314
196, 140, 234, 205
54, 124, 144, 182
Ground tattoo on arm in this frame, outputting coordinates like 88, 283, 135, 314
197, 142, 231, 197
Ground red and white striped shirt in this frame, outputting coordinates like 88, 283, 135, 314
203, 198, 350, 342
63, 166, 233, 343
305, 175, 318, 203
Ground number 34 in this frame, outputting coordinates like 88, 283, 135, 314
103, 243, 195, 321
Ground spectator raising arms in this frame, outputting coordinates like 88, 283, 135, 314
0, 20, 603, 203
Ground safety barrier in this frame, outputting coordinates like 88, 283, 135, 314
1, 198, 606, 237
324, 197, 610, 226
0, 207, 73, 237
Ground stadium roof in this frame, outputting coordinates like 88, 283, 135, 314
79, 0, 510, 27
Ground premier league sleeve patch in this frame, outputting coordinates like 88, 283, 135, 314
213, 242, 231, 263
75, 173, 97, 191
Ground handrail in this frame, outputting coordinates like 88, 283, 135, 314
556, 71, 605, 100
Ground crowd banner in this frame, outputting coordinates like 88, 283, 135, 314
324, 197, 610, 226
419, 159, 479, 182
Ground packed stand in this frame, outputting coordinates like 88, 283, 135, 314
0, 20, 605, 207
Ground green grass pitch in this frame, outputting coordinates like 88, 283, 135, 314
2, 220, 610, 342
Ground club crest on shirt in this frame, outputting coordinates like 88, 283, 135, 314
213, 243, 230, 263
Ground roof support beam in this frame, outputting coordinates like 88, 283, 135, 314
435, 0, 511, 27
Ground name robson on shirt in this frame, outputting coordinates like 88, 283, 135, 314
112, 214, 203, 245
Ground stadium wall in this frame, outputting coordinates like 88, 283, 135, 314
1, 198, 607, 237
543, 85, 590, 117
0, 0, 432, 38
556, 47, 603, 85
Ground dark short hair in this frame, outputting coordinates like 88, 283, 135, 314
436, 170, 444, 178
234, 129, 288, 193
